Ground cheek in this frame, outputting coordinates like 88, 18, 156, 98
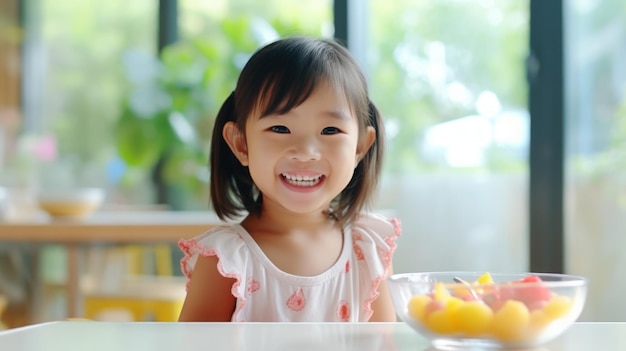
329, 146, 360, 172
245, 140, 280, 175
247, 138, 282, 162
331, 137, 360, 156
333, 147, 357, 161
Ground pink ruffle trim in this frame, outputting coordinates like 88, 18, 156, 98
178, 238, 247, 321
362, 217, 402, 320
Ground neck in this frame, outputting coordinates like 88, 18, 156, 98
242, 201, 337, 235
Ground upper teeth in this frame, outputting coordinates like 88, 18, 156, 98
282, 173, 322, 187
282, 174, 321, 181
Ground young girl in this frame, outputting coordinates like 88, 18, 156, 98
178, 36, 401, 322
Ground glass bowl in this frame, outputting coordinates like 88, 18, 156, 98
388, 272, 587, 349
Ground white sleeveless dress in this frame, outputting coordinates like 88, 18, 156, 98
178, 212, 401, 322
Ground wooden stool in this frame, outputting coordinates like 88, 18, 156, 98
0, 294, 8, 330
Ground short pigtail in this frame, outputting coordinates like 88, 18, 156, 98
367, 99, 385, 187
210, 92, 254, 220
334, 99, 385, 225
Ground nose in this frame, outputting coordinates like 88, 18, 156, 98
289, 135, 321, 161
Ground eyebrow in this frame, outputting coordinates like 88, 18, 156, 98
322, 109, 351, 121
262, 108, 352, 121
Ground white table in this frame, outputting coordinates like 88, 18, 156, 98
0, 211, 221, 318
0, 321, 624, 350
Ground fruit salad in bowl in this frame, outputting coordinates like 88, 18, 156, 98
388, 272, 587, 349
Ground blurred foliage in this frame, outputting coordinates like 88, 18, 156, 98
566, 0, 626, 181
115, 20, 264, 208
39, 1, 328, 208
40, 0, 534, 208
368, 1, 529, 174
572, 90, 626, 181
37, 0, 156, 197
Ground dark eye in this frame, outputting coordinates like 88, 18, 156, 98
270, 125, 290, 133
321, 127, 340, 135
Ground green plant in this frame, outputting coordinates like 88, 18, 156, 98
114, 16, 320, 209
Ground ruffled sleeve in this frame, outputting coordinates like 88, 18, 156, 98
350, 212, 402, 318
177, 225, 250, 304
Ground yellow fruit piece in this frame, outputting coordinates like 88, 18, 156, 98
491, 300, 530, 342
445, 296, 465, 331
425, 309, 456, 334
543, 295, 573, 320
476, 272, 494, 285
455, 301, 494, 336
407, 294, 432, 322
445, 296, 465, 311
528, 309, 551, 336
434, 282, 451, 302
422, 296, 465, 335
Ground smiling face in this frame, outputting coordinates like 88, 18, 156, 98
224, 81, 374, 218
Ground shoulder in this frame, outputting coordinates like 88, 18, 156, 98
351, 212, 402, 240
178, 223, 249, 278
179, 224, 246, 257
349, 212, 401, 268
349, 213, 401, 320
179, 224, 244, 252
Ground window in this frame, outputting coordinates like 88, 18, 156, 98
565, 0, 626, 321
362, 1, 530, 273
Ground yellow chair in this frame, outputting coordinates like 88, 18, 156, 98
81, 244, 186, 322
0, 294, 8, 330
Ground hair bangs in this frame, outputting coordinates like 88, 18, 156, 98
257, 61, 332, 117
328, 60, 369, 128
241, 37, 363, 119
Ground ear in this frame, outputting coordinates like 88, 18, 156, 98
355, 126, 376, 166
223, 121, 249, 166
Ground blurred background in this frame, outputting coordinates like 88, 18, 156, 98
0, 0, 625, 327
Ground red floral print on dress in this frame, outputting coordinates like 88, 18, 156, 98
247, 278, 260, 294
352, 232, 364, 260
337, 300, 350, 321
353, 243, 364, 260
344, 260, 351, 273
286, 288, 306, 312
